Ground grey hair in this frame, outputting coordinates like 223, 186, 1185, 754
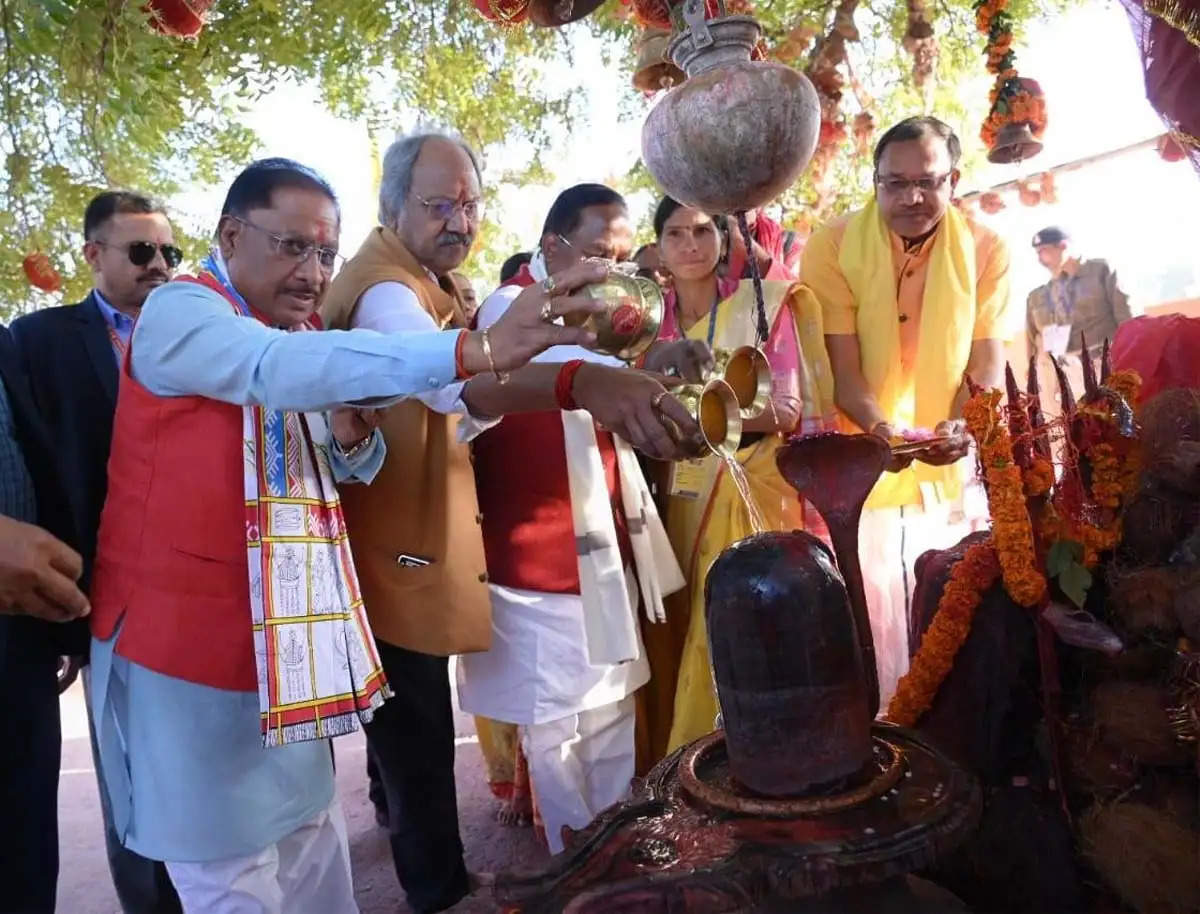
377, 132, 483, 226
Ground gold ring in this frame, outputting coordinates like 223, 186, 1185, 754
540, 300, 553, 322
542, 275, 557, 295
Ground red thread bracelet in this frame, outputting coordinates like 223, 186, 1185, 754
454, 330, 471, 380
555, 359, 585, 410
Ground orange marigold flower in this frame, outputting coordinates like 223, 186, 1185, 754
1023, 457, 1054, 497
886, 539, 1001, 726
964, 389, 1048, 607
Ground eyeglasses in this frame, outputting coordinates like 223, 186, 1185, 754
875, 172, 953, 196
555, 234, 637, 274
95, 241, 184, 269
414, 195, 484, 224
233, 217, 341, 271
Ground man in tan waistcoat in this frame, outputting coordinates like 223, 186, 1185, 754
321, 132, 699, 912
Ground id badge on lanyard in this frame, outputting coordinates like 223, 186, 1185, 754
669, 457, 710, 500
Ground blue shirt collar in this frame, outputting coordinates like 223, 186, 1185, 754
92, 289, 135, 332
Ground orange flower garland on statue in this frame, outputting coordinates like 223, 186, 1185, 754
964, 389, 1048, 607
886, 539, 1002, 726
1105, 368, 1141, 409
1023, 456, 1054, 497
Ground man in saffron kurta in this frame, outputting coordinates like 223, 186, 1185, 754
803, 117, 1014, 708
87, 158, 611, 914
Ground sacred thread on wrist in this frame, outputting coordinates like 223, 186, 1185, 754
454, 330, 472, 380
555, 359, 585, 410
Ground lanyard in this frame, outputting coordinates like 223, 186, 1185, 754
107, 322, 128, 360
1050, 274, 1078, 323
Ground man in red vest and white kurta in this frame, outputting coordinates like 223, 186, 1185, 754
459, 184, 693, 853
320, 137, 701, 892
86, 157, 612, 913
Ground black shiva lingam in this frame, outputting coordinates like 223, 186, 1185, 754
495, 434, 981, 913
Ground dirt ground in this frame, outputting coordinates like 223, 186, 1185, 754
54, 661, 547, 913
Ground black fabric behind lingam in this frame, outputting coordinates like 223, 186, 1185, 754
909, 534, 1084, 913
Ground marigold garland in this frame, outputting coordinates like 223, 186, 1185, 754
1089, 443, 1123, 508
964, 389, 1048, 607
980, 85, 1048, 148
1023, 456, 1054, 496
974, 0, 1047, 151
1106, 368, 1142, 409
886, 538, 1002, 726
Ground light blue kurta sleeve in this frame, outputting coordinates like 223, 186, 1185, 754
129, 281, 460, 412
326, 426, 385, 484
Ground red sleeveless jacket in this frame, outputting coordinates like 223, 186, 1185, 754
90, 289, 256, 691
471, 274, 631, 594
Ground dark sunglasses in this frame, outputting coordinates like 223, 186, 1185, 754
96, 241, 184, 269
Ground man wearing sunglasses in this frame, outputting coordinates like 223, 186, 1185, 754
12, 190, 184, 914
803, 115, 1013, 709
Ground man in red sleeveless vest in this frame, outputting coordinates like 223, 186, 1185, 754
459, 184, 700, 853
86, 157, 616, 913
320, 137, 703, 909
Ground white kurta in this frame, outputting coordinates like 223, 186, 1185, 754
455, 282, 650, 725
457, 278, 657, 852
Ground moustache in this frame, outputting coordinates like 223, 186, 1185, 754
437, 232, 473, 248
138, 271, 170, 283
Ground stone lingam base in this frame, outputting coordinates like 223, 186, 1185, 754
494, 721, 979, 913
495, 438, 983, 914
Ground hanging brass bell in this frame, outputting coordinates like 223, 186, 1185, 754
632, 29, 685, 93
987, 122, 1044, 165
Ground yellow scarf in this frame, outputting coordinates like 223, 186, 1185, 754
838, 200, 976, 508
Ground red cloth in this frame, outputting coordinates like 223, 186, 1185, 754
1110, 313, 1200, 404
474, 259, 632, 593
507, 263, 538, 289
1120, 0, 1200, 174
472, 411, 633, 595
90, 339, 255, 691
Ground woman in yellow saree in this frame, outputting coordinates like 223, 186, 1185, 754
641, 198, 837, 757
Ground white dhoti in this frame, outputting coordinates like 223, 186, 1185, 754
164, 800, 356, 914
859, 474, 988, 709
520, 695, 637, 855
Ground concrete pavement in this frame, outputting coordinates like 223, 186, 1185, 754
55, 660, 548, 913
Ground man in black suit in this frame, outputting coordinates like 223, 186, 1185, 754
12, 190, 183, 914
0, 324, 91, 913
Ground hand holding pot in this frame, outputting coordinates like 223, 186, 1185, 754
462, 261, 608, 375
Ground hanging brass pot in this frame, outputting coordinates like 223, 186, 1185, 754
710, 345, 771, 419
675, 378, 743, 457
